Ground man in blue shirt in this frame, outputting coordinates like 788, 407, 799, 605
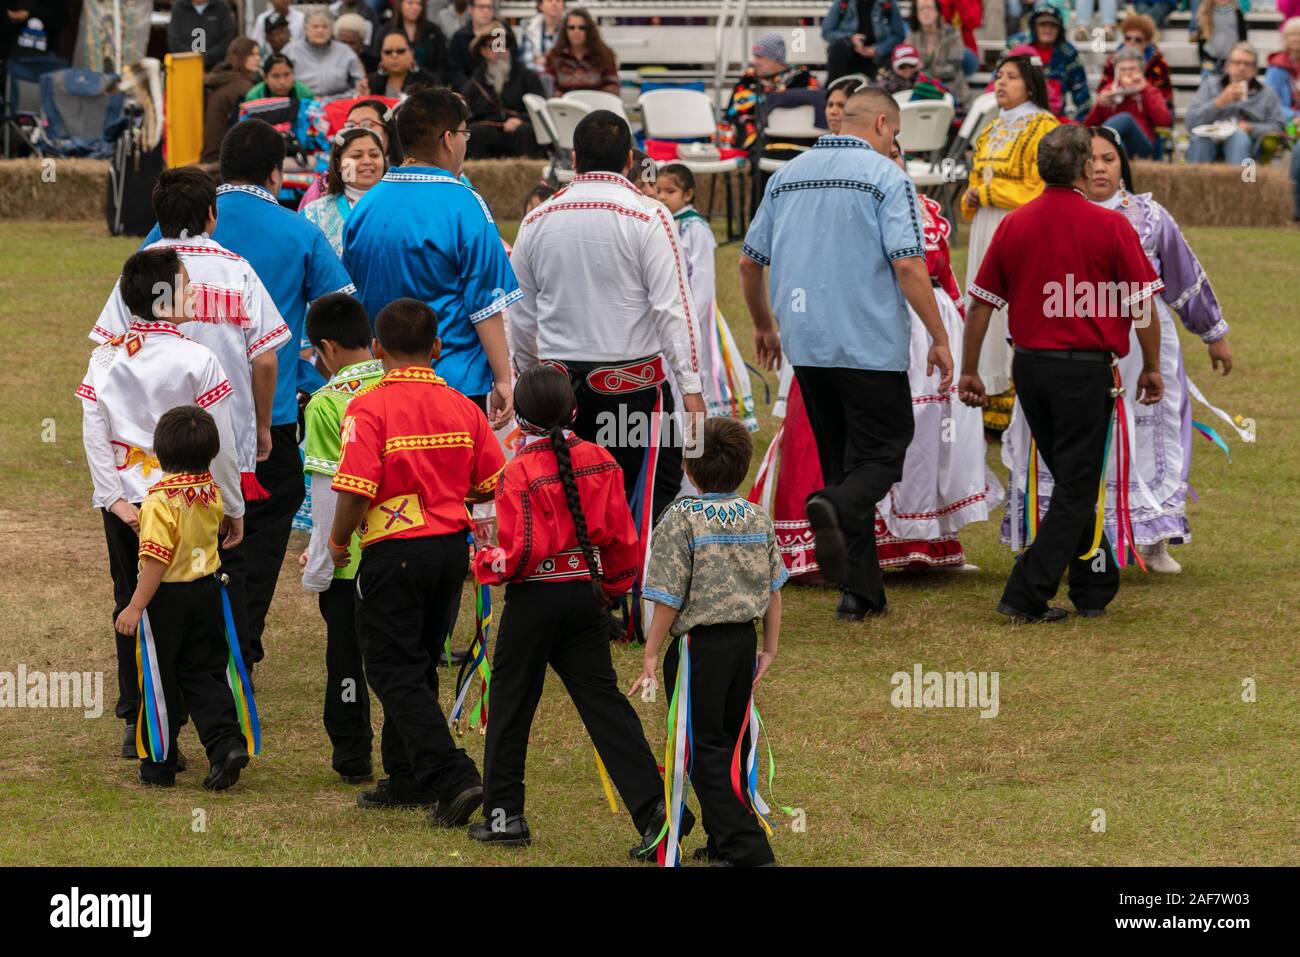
739, 86, 953, 622
145, 120, 355, 667
343, 88, 520, 429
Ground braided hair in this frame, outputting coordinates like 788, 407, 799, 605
514, 366, 607, 608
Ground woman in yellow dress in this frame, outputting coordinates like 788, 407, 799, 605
961, 52, 1058, 431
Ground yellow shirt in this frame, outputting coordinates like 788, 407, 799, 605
137, 471, 225, 583
961, 108, 1059, 220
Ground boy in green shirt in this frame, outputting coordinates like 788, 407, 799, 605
301, 293, 384, 785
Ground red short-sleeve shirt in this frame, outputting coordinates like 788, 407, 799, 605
333, 366, 505, 545
969, 187, 1163, 356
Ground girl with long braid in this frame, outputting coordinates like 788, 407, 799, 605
469, 366, 692, 858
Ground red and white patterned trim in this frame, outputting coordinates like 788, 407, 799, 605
90, 324, 115, 342
968, 284, 1007, 311
139, 540, 174, 563
246, 323, 291, 358
75, 382, 97, 403
167, 243, 245, 261
652, 204, 699, 374
196, 379, 233, 408
572, 171, 642, 195
127, 320, 185, 337
522, 200, 653, 228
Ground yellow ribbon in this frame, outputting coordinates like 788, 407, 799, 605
594, 748, 619, 814
123, 446, 161, 476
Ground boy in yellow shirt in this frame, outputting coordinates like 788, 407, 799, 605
114, 406, 252, 790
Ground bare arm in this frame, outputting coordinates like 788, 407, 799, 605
251, 350, 277, 462
958, 299, 994, 407
628, 602, 679, 697
893, 256, 953, 391
328, 491, 371, 567
114, 558, 167, 635
740, 253, 781, 371
474, 312, 514, 429
755, 589, 780, 686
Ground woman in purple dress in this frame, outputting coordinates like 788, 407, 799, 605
1000, 126, 1246, 574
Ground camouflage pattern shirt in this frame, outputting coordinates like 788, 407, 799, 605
643, 493, 788, 637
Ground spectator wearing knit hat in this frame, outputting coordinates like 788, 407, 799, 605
723, 32, 819, 151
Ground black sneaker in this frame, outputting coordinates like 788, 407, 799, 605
203, 744, 250, 791
121, 721, 137, 759
805, 494, 848, 585
429, 784, 484, 827
996, 602, 1068, 624
468, 812, 531, 847
629, 801, 696, 862
357, 777, 438, 809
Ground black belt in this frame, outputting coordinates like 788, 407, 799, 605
1014, 346, 1112, 363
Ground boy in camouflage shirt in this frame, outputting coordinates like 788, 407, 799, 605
631, 417, 785, 866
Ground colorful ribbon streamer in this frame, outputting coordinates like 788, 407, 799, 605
135, 610, 169, 762
623, 386, 663, 643
220, 583, 261, 754
1192, 420, 1233, 461
594, 748, 620, 814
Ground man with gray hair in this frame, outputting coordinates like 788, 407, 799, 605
740, 86, 954, 622
1185, 41, 1285, 165
960, 124, 1164, 623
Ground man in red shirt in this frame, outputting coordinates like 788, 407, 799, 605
330, 298, 505, 821
959, 125, 1164, 622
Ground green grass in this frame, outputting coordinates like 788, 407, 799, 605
0, 219, 1296, 866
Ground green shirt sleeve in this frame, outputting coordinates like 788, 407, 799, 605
303, 391, 343, 477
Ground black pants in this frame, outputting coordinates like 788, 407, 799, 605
103, 508, 141, 721
560, 360, 683, 524
1001, 353, 1120, 614
795, 366, 913, 610
467, 121, 540, 159
356, 534, 481, 801
827, 37, 887, 82
138, 577, 244, 779
663, 623, 774, 866
217, 539, 252, 674
319, 578, 373, 774
242, 423, 306, 664
481, 580, 664, 833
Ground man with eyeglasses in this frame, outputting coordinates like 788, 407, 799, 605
1185, 41, 1285, 165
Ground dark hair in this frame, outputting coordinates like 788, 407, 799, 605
394, 88, 468, 160
1088, 125, 1135, 193
547, 7, 617, 74
306, 293, 372, 350
375, 297, 438, 356
219, 118, 286, 186
521, 182, 556, 216
573, 109, 631, 174
908, 0, 941, 33
827, 74, 865, 96
264, 13, 291, 34
261, 51, 295, 76
1037, 124, 1093, 187
472, 20, 518, 56
514, 366, 606, 607
225, 36, 259, 71
630, 147, 656, 189
154, 405, 220, 474
993, 54, 1052, 112
121, 247, 183, 320
349, 98, 391, 124
687, 417, 753, 494
658, 162, 695, 196
152, 166, 217, 239
325, 127, 386, 195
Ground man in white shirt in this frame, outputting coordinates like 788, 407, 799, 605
509, 111, 706, 638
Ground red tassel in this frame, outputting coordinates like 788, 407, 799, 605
241, 471, 271, 502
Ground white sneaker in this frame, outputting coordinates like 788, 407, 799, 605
1140, 541, 1182, 574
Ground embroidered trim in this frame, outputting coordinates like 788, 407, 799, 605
771, 564, 789, 591
75, 383, 96, 403
887, 245, 925, 262
383, 367, 446, 386
472, 466, 504, 495
770, 179, 885, 201
165, 243, 245, 261
1122, 278, 1165, 308
91, 324, 115, 342
382, 169, 496, 223
139, 541, 174, 563
216, 183, 279, 205
968, 283, 1007, 310
383, 432, 475, 455
323, 359, 385, 392
127, 320, 184, 337
1169, 273, 1206, 312
246, 323, 291, 358
468, 287, 524, 324
690, 532, 770, 548
522, 200, 653, 227
196, 380, 233, 408
148, 471, 214, 491
304, 453, 338, 474
642, 586, 684, 609
652, 204, 699, 375
740, 242, 771, 266
572, 171, 642, 194
333, 472, 379, 497
1200, 317, 1229, 344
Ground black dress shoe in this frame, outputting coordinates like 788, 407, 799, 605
468, 813, 532, 847
203, 744, 250, 791
1074, 607, 1107, 618
692, 845, 720, 864
337, 766, 375, 785
428, 784, 484, 827
805, 495, 848, 584
121, 722, 137, 759
629, 801, 696, 861
836, 591, 887, 622
996, 602, 1068, 624
138, 764, 175, 788
357, 777, 438, 809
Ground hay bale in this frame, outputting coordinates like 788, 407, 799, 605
0, 158, 109, 221
463, 158, 548, 221
1132, 160, 1292, 228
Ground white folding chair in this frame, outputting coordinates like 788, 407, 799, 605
637, 87, 747, 240
544, 97, 592, 151
827, 73, 870, 93
524, 92, 573, 185
563, 89, 627, 119
898, 98, 954, 156
756, 104, 827, 174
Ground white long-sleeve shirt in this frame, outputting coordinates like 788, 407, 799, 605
78, 320, 245, 519
508, 172, 702, 394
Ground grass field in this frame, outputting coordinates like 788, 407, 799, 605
0, 219, 1296, 867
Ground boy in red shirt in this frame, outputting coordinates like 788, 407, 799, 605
328, 298, 505, 824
